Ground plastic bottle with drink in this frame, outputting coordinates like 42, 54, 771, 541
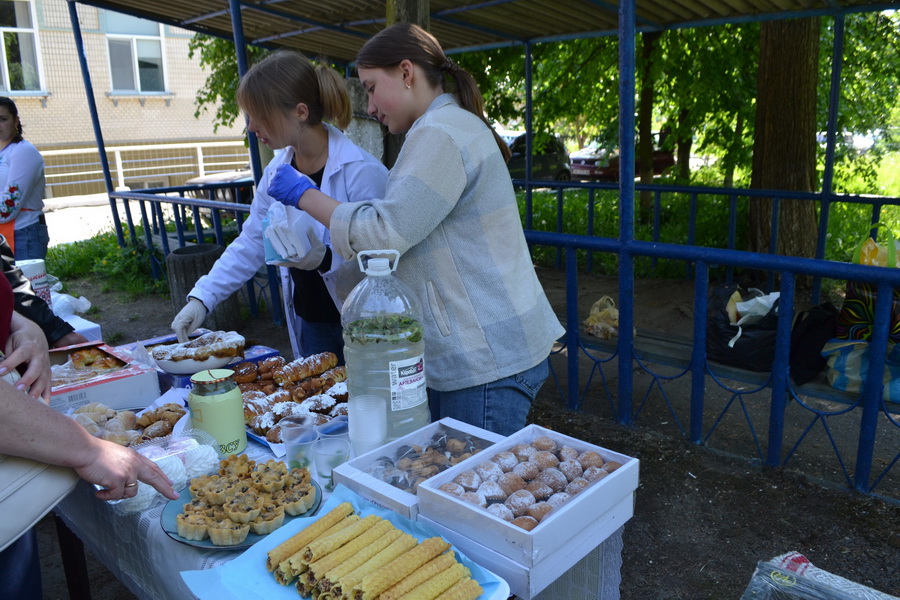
341, 250, 430, 444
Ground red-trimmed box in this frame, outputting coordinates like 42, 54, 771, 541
417, 424, 639, 567
50, 341, 160, 413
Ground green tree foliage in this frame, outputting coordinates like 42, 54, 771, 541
187, 35, 269, 132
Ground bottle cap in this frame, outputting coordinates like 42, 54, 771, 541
366, 257, 391, 276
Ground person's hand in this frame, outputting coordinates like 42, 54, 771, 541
51, 332, 90, 349
268, 164, 319, 209
172, 298, 207, 344
77, 438, 177, 502
2, 312, 51, 401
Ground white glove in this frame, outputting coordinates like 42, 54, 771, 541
264, 204, 327, 270
172, 298, 208, 343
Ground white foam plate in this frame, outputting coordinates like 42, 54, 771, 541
155, 355, 233, 375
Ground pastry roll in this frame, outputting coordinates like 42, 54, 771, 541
273, 352, 338, 385
393, 562, 469, 600
378, 552, 459, 600
267, 502, 354, 571
432, 577, 482, 600
332, 533, 418, 599
275, 515, 361, 584
304, 514, 384, 567
320, 529, 403, 593
352, 537, 450, 600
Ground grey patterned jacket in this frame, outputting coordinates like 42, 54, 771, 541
330, 94, 564, 391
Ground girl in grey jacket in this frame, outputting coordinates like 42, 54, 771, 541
268, 24, 563, 435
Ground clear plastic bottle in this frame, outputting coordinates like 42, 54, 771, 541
341, 250, 430, 442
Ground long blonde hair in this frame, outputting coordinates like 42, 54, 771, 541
236, 50, 351, 131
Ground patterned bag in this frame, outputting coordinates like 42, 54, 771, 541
835, 225, 900, 343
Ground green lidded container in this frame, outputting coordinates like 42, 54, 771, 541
188, 368, 247, 456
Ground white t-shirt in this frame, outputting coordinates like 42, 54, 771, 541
0, 140, 46, 229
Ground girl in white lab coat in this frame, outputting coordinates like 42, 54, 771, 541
172, 51, 387, 362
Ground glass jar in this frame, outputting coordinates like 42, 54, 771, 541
188, 369, 247, 456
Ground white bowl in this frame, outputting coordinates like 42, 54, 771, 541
154, 355, 233, 375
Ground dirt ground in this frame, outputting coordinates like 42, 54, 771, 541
38, 268, 900, 600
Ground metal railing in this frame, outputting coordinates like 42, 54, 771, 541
108, 178, 899, 501
41, 140, 248, 197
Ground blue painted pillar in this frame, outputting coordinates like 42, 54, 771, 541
616, 0, 637, 425
67, 0, 125, 246
228, 0, 263, 184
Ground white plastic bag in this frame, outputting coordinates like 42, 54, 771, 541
49, 291, 91, 318
263, 203, 317, 268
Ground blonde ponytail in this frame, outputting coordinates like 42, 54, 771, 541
315, 63, 352, 130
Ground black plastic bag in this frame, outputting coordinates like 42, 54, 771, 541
789, 302, 838, 385
706, 284, 779, 372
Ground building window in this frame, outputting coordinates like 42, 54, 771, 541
104, 12, 165, 93
0, 0, 42, 91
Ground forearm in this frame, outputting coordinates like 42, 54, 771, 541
297, 188, 339, 228
0, 379, 97, 469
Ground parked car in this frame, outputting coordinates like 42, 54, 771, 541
506, 133, 571, 181
571, 134, 675, 181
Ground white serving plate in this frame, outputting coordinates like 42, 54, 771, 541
155, 355, 233, 375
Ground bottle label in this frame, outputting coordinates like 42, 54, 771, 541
388, 354, 427, 411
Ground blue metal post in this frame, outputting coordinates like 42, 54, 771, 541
815, 14, 845, 304
566, 246, 581, 409
616, 0, 636, 425
854, 280, 892, 492
68, 0, 125, 246
228, 0, 263, 184
689, 262, 709, 443
766, 272, 794, 466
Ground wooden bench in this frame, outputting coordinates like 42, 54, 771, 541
578, 328, 900, 413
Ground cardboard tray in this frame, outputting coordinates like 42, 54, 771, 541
332, 417, 505, 519
416, 424, 639, 566
50, 341, 160, 412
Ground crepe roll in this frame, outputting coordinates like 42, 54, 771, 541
378, 552, 458, 600
304, 514, 383, 563
433, 577, 483, 600
332, 533, 417, 599
320, 528, 403, 592
394, 562, 469, 600
278, 515, 361, 583
274, 352, 338, 385
267, 502, 354, 571
354, 537, 452, 600
309, 519, 394, 582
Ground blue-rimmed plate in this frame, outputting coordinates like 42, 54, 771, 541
160, 479, 322, 550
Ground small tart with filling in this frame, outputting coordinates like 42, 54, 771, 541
286, 467, 311, 486
282, 481, 316, 516
249, 504, 285, 535
204, 475, 239, 505
183, 497, 216, 518
188, 474, 217, 499
176, 513, 210, 541
251, 459, 290, 493
207, 518, 250, 546
224, 491, 262, 523
219, 454, 255, 479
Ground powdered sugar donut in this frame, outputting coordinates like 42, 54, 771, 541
530, 450, 560, 470
474, 460, 504, 483
497, 472, 526, 496
453, 469, 482, 491
535, 467, 568, 492
487, 502, 514, 522
558, 459, 584, 482
510, 443, 537, 462
532, 435, 558, 453
565, 477, 590, 495
491, 451, 518, 472
583, 466, 610, 482
512, 461, 540, 481
504, 489, 537, 517
577, 450, 605, 469
546, 492, 571, 508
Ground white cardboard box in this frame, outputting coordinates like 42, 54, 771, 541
61, 314, 102, 341
50, 342, 161, 413
417, 424, 639, 566
418, 493, 632, 599
332, 417, 505, 519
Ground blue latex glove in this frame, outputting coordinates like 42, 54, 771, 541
267, 163, 319, 208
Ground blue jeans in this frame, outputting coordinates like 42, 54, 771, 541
14, 221, 49, 261
428, 358, 549, 436
296, 318, 345, 365
0, 528, 42, 600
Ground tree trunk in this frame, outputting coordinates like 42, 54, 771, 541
749, 19, 820, 259
638, 32, 661, 223
167, 244, 243, 332
723, 112, 744, 188
676, 109, 692, 181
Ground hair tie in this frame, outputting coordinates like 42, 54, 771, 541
442, 59, 458, 73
